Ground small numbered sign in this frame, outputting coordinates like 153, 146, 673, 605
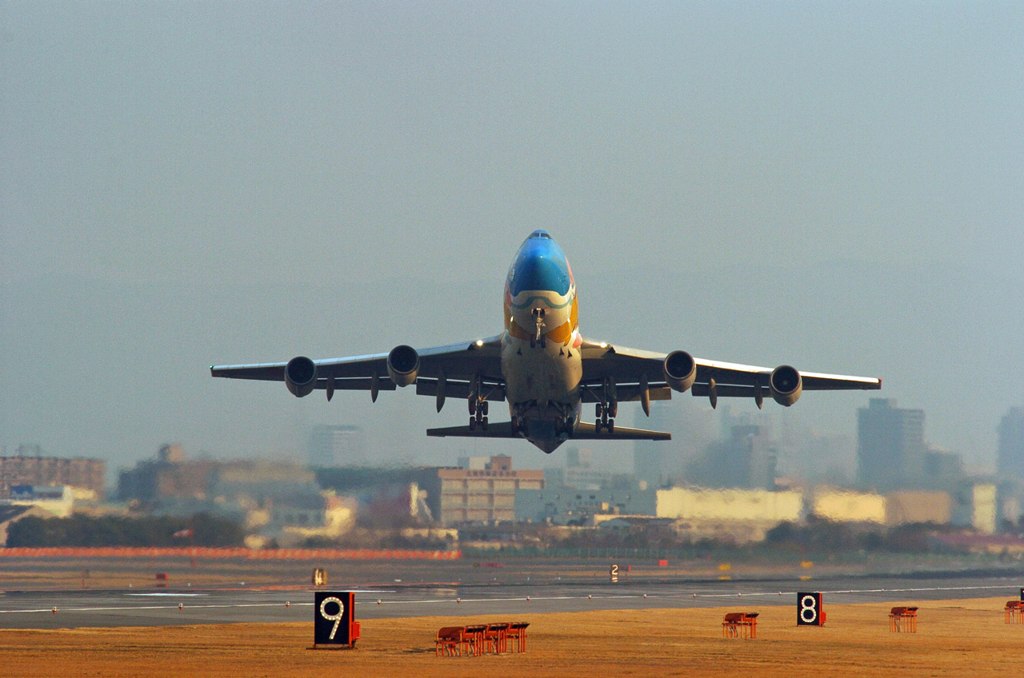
610, 564, 619, 583
797, 592, 823, 626
314, 591, 355, 646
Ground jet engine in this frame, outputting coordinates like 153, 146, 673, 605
387, 345, 420, 387
284, 356, 317, 398
663, 350, 696, 393
769, 365, 802, 406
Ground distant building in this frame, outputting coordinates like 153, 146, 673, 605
858, 398, 926, 490
308, 425, 364, 467
923, 448, 964, 489
634, 404, 678, 488
0, 452, 105, 499
515, 486, 656, 525
656, 487, 804, 543
3, 485, 75, 518
438, 455, 544, 525
998, 407, 1024, 481
811, 488, 887, 525
689, 424, 777, 490
952, 482, 998, 535
118, 444, 314, 507
885, 490, 952, 526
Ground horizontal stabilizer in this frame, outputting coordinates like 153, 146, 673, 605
426, 421, 670, 441
427, 422, 519, 438
572, 422, 671, 440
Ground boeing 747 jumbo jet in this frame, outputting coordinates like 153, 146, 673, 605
212, 231, 880, 453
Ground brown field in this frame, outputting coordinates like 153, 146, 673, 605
2, 597, 1020, 677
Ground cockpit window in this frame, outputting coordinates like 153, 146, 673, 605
528, 230, 552, 239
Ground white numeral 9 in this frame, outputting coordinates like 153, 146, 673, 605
320, 596, 345, 640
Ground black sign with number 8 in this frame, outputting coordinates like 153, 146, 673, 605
797, 592, 823, 626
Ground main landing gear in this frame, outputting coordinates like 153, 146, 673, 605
468, 397, 489, 431
595, 377, 617, 434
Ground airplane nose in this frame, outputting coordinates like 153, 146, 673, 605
510, 248, 570, 295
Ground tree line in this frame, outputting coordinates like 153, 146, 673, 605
5, 513, 244, 547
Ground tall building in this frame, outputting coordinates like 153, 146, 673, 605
857, 398, 926, 490
998, 407, 1024, 481
688, 424, 777, 490
634, 402, 715, 488
308, 425, 364, 467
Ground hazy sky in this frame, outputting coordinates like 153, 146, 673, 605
2, 2, 1022, 478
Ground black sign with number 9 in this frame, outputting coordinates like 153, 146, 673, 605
314, 591, 355, 645
796, 592, 822, 626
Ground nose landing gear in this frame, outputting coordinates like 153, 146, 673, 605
529, 307, 547, 349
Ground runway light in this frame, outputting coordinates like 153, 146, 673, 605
588, 595, 592, 600
286, 601, 291, 608
52, 607, 57, 614
527, 596, 531, 602
737, 593, 742, 597
179, 603, 183, 610
377, 600, 381, 606
643, 594, 648, 599
693, 594, 697, 599
457, 598, 461, 604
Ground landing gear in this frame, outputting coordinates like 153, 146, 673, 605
595, 377, 617, 434
469, 375, 489, 431
530, 307, 547, 349
469, 397, 488, 430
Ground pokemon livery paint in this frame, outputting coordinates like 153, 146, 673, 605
501, 230, 584, 452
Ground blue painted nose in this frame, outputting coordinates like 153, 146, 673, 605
508, 233, 571, 296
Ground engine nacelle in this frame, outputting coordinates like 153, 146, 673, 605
387, 344, 420, 387
770, 365, 802, 406
663, 350, 696, 393
284, 356, 317, 398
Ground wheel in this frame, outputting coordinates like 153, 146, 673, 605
595, 419, 602, 433
511, 416, 519, 434
469, 399, 477, 416
481, 417, 488, 431
596, 403, 604, 417
607, 419, 614, 434
530, 338, 536, 349
469, 417, 476, 431
481, 401, 489, 416
609, 402, 618, 418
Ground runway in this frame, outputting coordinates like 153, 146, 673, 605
2, 568, 1022, 629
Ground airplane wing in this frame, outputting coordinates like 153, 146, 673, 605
211, 335, 505, 403
427, 421, 671, 441
577, 338, 880, 408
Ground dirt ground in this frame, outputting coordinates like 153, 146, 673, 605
2, 597, 1020, 677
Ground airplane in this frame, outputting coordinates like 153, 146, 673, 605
211, 230, 881, 453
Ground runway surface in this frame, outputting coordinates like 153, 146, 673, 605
2, 566, 1022, 629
